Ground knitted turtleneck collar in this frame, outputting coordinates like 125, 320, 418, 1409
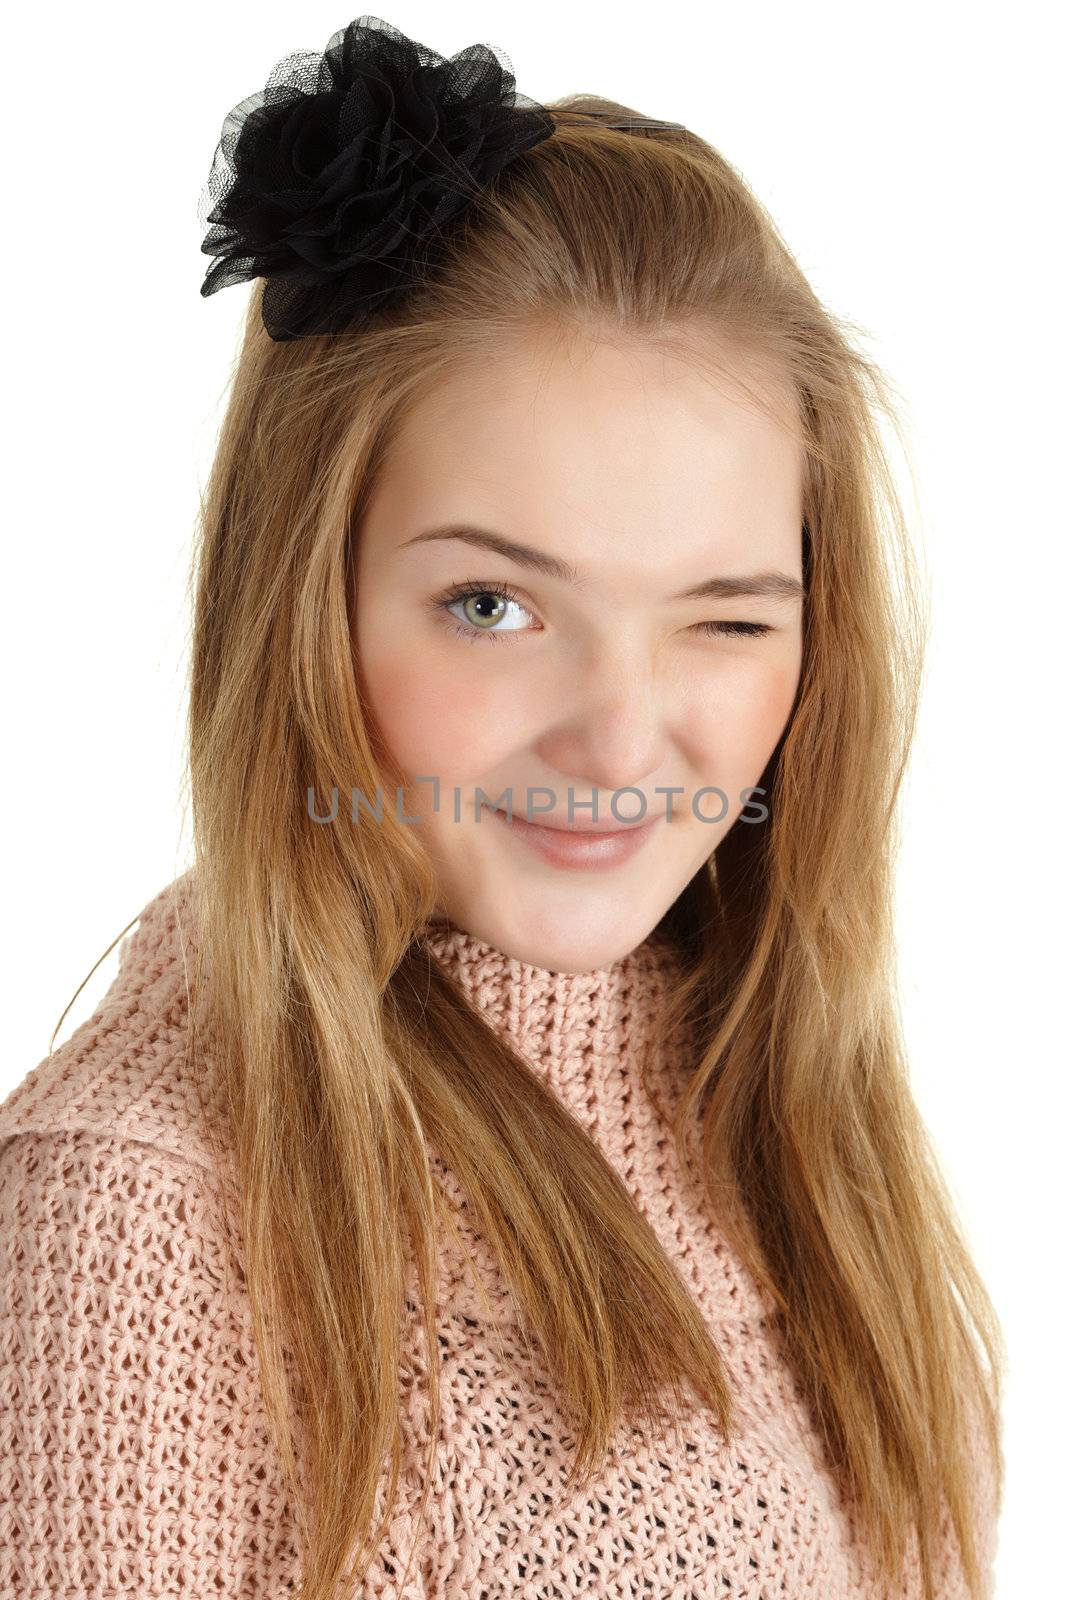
418, 918, 691, 1103
405, 915, 720, 1332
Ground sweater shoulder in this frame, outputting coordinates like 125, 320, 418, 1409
0, 869, 221, 1174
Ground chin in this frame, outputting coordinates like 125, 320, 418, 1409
498, 920, 640, 975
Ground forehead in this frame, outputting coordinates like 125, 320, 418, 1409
390, 324, 800, 462
363, 327, 806, 577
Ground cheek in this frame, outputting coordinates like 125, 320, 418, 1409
688, 654, 802, 778
358, 630, 509, 780
752, 654, 803, 737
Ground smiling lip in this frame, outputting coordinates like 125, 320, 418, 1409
490, 806, 663, 870
498, 809, 665, 834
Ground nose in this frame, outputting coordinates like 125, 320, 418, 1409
534, 646, 668, 805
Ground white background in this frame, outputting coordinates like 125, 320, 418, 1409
4, 4, 1062, 1594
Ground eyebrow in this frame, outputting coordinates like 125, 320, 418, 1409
400, 523, 805, 604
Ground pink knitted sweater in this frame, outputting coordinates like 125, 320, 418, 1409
0, 871, 998, 1598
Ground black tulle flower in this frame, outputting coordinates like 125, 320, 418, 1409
197, 14, 556, 340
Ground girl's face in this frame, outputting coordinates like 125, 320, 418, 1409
353, 327, 805, 974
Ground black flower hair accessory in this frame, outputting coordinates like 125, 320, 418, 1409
198, 13, 685, 341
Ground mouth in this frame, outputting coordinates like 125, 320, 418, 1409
495, 807, 664, 834
489, 805, 663, 871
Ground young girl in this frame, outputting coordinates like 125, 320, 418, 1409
0, 15, 1004, 1600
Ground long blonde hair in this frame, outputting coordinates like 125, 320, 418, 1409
88, 99, 1005, 1599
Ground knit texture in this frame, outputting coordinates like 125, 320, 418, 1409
0, 871, 998, 1598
